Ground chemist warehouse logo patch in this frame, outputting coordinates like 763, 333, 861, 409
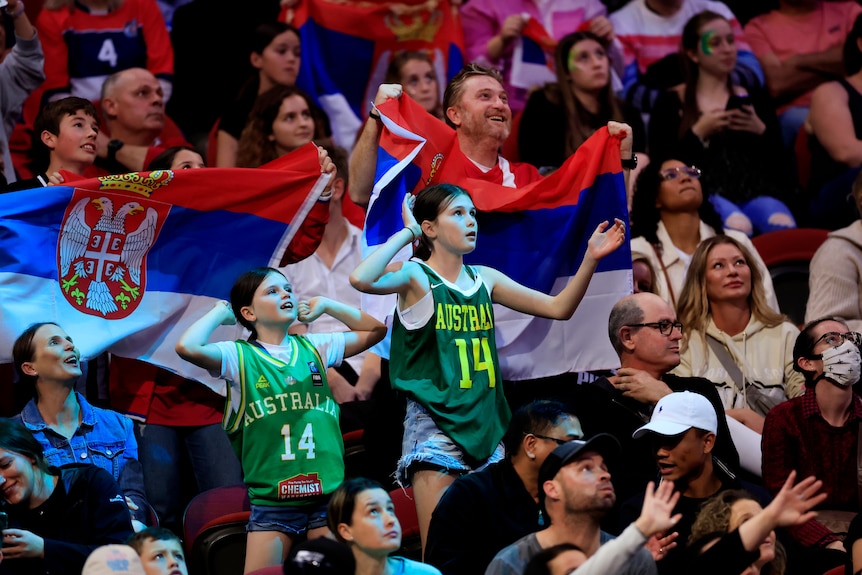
308, 362, 323, 386
278, 473, 323, 499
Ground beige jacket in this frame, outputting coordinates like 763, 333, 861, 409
806, 221, 862, 332
630, 221, 778, 312
674, 316, 805, 415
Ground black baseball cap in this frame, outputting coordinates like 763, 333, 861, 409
537, 434, 621, 506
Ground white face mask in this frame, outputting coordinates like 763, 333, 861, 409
820, 340, 862, 388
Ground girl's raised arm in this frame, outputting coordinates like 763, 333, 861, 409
298, 297, 387, 358
175, 301, 236, 373
350, 193, 425, 297
482, 218, 626, 319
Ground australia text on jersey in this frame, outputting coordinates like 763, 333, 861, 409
435, 302, 494, 332
243, 392, 337, 427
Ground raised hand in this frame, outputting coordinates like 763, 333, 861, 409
636, 480, 683, 537
500, 14, 527, 42
402, 193, 421, 239
298, 297, 327, 324
607, 121, 633, 159
587, 218, 626, 261
765, 470, 827, 528
318, 145, 336, 199
214, 300, 237, 326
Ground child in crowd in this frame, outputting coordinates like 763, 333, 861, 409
2, 96, 97, 192
176, 267, 386, 573
127, 527, 188, 575
350, 185, 625, 549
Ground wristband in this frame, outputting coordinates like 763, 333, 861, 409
369, 108, 381, 121
621, 154, 637, 170
107, 139, 125, 164
404, 227, 418, 242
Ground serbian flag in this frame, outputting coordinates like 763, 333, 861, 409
510, 16, 558, 90
363, 96, 632, 378
0, 143, 330, 392
283, 0, 464, 149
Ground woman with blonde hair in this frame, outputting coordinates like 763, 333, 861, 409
675, 235, 804, 435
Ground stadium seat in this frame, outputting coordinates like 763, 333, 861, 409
182, 484, 250, 553
389, 486, 421, 560
751, 228, 829, 325
190, 514, 250, 575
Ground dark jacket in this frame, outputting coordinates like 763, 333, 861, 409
1, 465, 135, 575
425, 458, 543, 575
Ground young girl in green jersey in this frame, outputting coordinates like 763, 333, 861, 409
350, 184, 625, 550
176, 267, 386, 574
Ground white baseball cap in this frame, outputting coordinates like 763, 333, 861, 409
632, 391, 718, 439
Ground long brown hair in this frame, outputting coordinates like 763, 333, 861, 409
678, 11, 736, 139
236, 85, 322, 168
677, 235, 785, 349
546, 31, 623, 156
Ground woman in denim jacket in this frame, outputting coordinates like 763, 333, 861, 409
11, 322, 148, 527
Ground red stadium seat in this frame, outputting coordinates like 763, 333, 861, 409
751, 228, 829, 325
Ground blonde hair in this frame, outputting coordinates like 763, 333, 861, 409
677, 235, 785, 352
690, 490, 786, 575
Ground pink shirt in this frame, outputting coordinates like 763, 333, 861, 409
744, 1, 862, 110
460, 0, 608, 112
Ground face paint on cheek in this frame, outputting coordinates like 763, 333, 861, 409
568, 48, 582, 73
700, 30, 717, 55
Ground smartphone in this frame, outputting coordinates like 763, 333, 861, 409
726, 94, 752, 111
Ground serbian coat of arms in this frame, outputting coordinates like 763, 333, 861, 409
57, 190, 170, 319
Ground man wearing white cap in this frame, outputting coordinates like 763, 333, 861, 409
624, 391, 770, 575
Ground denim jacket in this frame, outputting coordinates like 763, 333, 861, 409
14, 392, 148, 522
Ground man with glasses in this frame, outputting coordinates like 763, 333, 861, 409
761, 317, 862, 560
425, 400, 584, 575
577, 292, 740, 505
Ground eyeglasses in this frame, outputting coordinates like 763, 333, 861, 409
659, 166, 702, 181
527, 433, 572, 446
814, 331, 862, 348
626, 320, 683, 336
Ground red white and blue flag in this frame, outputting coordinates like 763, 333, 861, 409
0, 143, 330, 391
362, 96, 632, 378
283, 0, 464, 149
510, 16, 557, 90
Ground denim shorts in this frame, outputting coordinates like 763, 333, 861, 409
395, 399, 504, 486
247, 500, 329, 535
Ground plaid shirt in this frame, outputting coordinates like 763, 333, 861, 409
762, 389, 862, 547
